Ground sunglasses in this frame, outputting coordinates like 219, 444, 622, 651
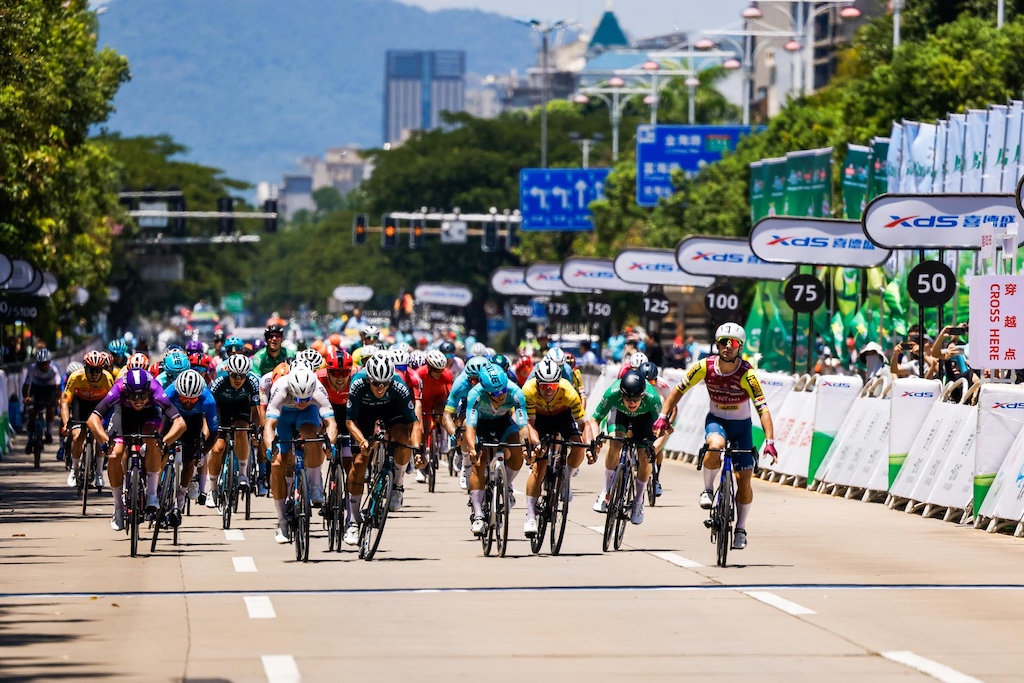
371, 380, 391, 389
85, 367, 103, 376
294, 395, 313, 403
539, 382, 559, 391
266, 335, 283, 341
179, 396, 199, 405
127, 394, 149, 403
489, 389, 508, 398
328, 369, 350, 378
716, 339, 740, 349
229, 373, 247, 380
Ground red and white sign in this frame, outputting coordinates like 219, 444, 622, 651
969, 275, 1024, 369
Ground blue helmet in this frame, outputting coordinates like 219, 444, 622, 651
464, 356, 490, 380
491, 354, 510, 373
163, 351, 190, 376
479, 366, 508, 396
108, 339, 129, 357
224, 336, 244, 352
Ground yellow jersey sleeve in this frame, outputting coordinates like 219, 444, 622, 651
674, 359, 708, 395
741, 368, 768, 415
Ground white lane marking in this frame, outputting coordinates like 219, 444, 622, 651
225, 529, 245, 541
651, 551, 703, 569
585, 525, 603, 533
881, 651, 982, 683
244, 596, 276, 619
233, 556, 258, 573
262, 654, 300, 683
743, 591, 816, 615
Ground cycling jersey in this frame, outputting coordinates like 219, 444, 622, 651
209, 372, 260, 406
521, 377, 585, 421
265, 376, 333, 422
350, 345, 376, 368
61, 369, 114, 403
465, 382, 529, 430
346, 375, 416, 424
397, 368, 423, 402
673, 356, 766, 421
93, 376, 181, 421
590, 380, 661, 423
252, 347, 294, 377
316, 368, 350, 406
164, 384, 220, 430
23, 362, 60, 388
443, 372, 476, 416
415, 365, 452, 413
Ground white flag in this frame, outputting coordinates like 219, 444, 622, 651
887, 122, 903, 193
911, 122, 936, 193
1001, 101, 1024, 193
945, 113, 965, 192
933, 120, 947, 193
899, 120, 919, 193
982, 104, 1007, 192
963, 109, 988, 192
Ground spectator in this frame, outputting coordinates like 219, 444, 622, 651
858, 342, 887, 380
645, 330, 664, 367
344, 308, 366, 331
578, 339, 600, 366
607, 329, 626, 362
666, 336, 688, 369
537, 328, 551, 352
685, 335, 704, 362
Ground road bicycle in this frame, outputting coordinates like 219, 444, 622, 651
528, 435, 594, 556
424, 412, 445, 492
216, 424, 255, 530
358, 423, 420, 561
474, 438, 518, 558
323, 435, 349, 553
698, 442, 756, 567
68, 420, 102, 516
150, 441, 185, 551
276, 435, 329, 563
598, 433, 654, 553
113, 432, 151, 558
24, 398, 48, 469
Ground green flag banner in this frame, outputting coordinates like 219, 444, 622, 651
809, 148, 833, 217
784, 150, 815, 217
749, 160, 767, 223
868, 138, 890, 199
842, 144, 871, 220
765, 157, 787, 218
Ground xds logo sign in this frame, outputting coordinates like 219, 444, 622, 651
766, 235, 830, 248
883, 214, 1016, 228
822, 381, 852, 388
628, 262, 676, 272
901, 391, 936, 398
993, 402, 1024, 409
690, 252, 760, 264
573, 270, 613, 278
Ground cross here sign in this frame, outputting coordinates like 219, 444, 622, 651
969, 275, 1024, 369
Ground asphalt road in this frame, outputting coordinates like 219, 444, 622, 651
1, 436, 1020, 682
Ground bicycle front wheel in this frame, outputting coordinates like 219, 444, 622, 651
603, 465, 627, 552
150, 468, 174, 553
221, 461, 235, 530
295, 473, 311, 563
80, 441, 94, 516
128, 468, 142, 558
358, 469, 393, 560
493, 465, 509, 558
530, 481, 548, 555
326, 461, 345, 552
550, 463, 570, 556
716, 475, 734, 567
427, 446, 438, 493
647, 462, 659, 508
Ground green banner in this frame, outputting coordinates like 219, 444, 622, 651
221, 292, 245, 315
765, 157, 787, 218
809, 148, 833, 217
842, 145, 871, 220
749, 160, 767, 223
784, 148, 833, 217
868, 138, 889, 200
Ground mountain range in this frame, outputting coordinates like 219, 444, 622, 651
96, 0, 537, 188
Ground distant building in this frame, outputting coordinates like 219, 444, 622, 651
277, 174, 315, 221
302, 146, 374, 197
384, 50, 466, 146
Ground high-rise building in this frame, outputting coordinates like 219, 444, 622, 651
384, 50, 465, 146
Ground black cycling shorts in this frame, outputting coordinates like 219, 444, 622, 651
611, 411, 655, 444
533, 411, 580, 441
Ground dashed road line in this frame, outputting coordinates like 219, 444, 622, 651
744, 590, 816, 615
225, 529, 245, 541
651, 551, 703, 569
244, 595, 276, 619
233, 556, 258, 573
261, 654, 300, 683
881, 651, 982, 683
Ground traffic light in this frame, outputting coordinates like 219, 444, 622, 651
118, 186, 136, 211
169, 185, 185, 237
263, 199, 278, 233
353, 214, 367, 245
482, 218, 498, 253
505, 220, 520, 250
217, 197, 234, 235
382, 213, 398, 250
410, 218, 424, 249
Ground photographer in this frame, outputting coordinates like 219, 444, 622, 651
930, 323, 974, 385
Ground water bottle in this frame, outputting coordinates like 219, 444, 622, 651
188, 480, 199, 500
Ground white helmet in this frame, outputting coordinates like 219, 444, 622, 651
425, 349, 448, 370
225, 354, 253, 376
408, 350, 427, 369
715, 322, 746, 345
392, 341, 412, 354
470, 342, 488, 357
66, 361, 85, 375
297, 348, 324, 369
545, 347, 566, 365
361, 324, 380, 340
535, 358, 562, 383
174, 369, 206, 399
629, 351, 649, 369
287, 366, 318, 399
389, 347, 410, 368
365, 355, 394, 383
361, 344, 378, 359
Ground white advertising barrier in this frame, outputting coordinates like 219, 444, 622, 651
561, 257, 647, 292
675, 235, 796, 281
753, 371, 796, 448
977, 423, 1024, 532
413, 283, 473, 307
749, 217, 892, 267
975, 384, 1024, 517
668, 382, 711, 457
763, 376, 816, 480
888, 383, 973, 507
613, 248, 716, 288
888, 377, 943, 487
585, 364, 620, 420
816, 377, 891, 496
807, 375, 863, 483
909, 378, 978, 511
490, 267, 535, 297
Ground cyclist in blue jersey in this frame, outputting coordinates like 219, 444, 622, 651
164, 370, 219, 527
441, 356, 489, 490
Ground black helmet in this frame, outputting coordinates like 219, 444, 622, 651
438, 340, 455, 356
619, 370, 646, 399
213, 329, 225, 342
638, 361, 659, 382
265, 323, 285, 339
491, 353, 510, 372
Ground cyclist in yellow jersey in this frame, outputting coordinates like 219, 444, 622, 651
521, 358, 595, 537
350, 325, 381, 368
653, 322, 777, 551
60, 350, 115, 488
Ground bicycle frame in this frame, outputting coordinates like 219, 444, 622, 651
698, 443, 756, 567
529, 435, 594, 556
597, 434, 653, 552
475, 439, 518, 558
275, 435, 329, 563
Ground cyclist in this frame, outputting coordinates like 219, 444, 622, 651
351, 325, 381, 367
415, 349, 454, 484
512, 351, 534, 387
155, 351, 191, 389
211, 329, 227, 360
345, 355, 420, 541
588, 369, 661, 525
439, 340, 464, 379
522, 358, 595, 537
87, 368, 187, 530
653, 322, 777, 550
60, 350, 114, 487
535, 347, 585, 403
264, 365, 337, 544
164, 369, 219, 527
464, 365, 529, 536
253, 324, 295, 377
441, 356, 490, 489
107, 339, 129, 374
390, 346, 427, 481
316, 347, 354, 495
22, 347, 60, 451
639, 360, 673, 498
206, 354, 261, 506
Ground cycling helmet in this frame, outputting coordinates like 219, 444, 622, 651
470, 342, 488, 357
628, 352, 649, 369
479, 366, 508, 395
438, 340, 455, 356
545, 347, 566, 365
409, 350, 427, 369
84, 350, 106, 369
272, 361, 290, 383
213, 329, 225, 342
66, 361, 84, 375
34, 347, 51, 363
328, 333, 342, 348
174, 369, 206, 399
361, 324, 380, 342
287, 366, 318, 399
264, 323, 285, 339
715, 322, 746, 346
100, 351, 114, 368
108, 339, 128, 357
166, 343, 183, 352
639, 361, 659, 382
185, 339, 204, 355
225, 354, 253, 376
163, 351, 190, 375
253, 338, 266, 351
535, 358, 562, 384
365, 355, 395, 383
126, 352, 150, 370
323, 347, 352, 372
224, 336, 244, 353
485, 347, 496, 358
491, 354, 510, 373
565, 353, 576, 368
392, 341, 412, 354
619, 370, 646, 399
464, 356, 490, 380
360, 344, 378, 360
124, 368, 153, 399
425, 349, 448, 370
297, 348, 324, 369
390, 347, 410, 369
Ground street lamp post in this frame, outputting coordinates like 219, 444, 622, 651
516, 18, 569, 169
573, 77, 648, 161
684, 76, 701, 124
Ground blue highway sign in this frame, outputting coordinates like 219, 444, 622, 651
519, 168, 611, 231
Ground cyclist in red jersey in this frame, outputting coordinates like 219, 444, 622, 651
316, 348, 353, 461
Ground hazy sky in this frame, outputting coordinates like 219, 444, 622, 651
396, 0, 753, 39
